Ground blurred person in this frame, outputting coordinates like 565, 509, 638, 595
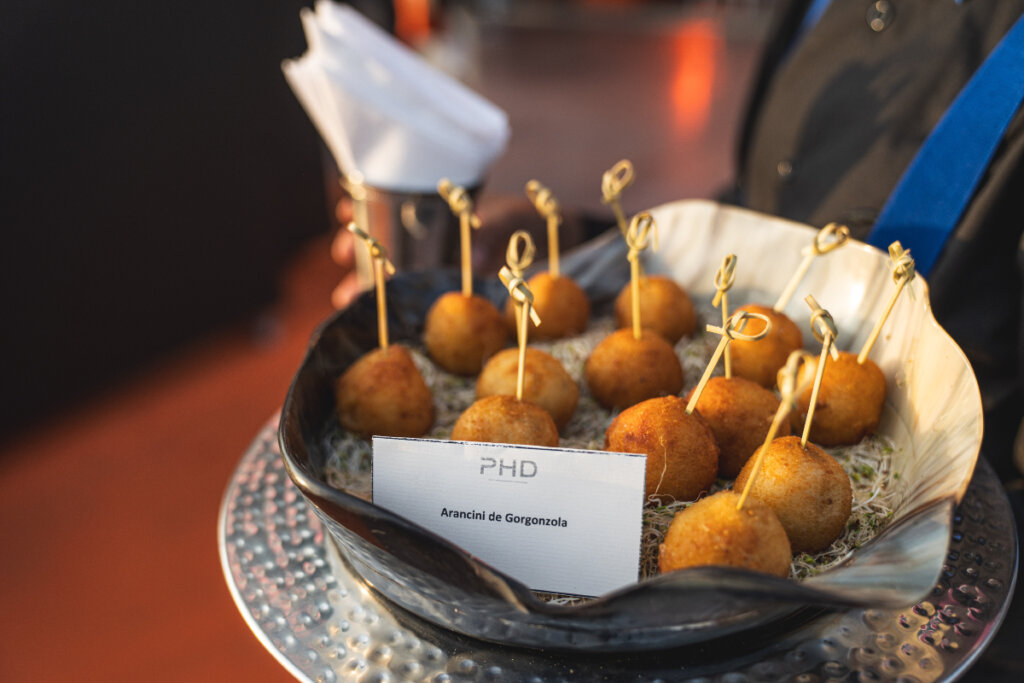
728, 0, 1024, 482
329, 4, 1024, 673
734, 6, 1024, 676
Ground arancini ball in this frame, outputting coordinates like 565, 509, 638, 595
424, 291, 508, 375
614, 275, 696, 344
658, 490, 791, 577
729, 304, 803, 389
335, 344, 434, 438
685, 375, 792, 478
504, 272, 590, 340
604, 395, 719, 501
585, 328, 684, 410
451, 395, 559, 447
734, 436, 853, 553
795, 351, 887, 447
476, 348, 578, 429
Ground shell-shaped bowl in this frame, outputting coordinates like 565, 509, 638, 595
279, 200, 982, 651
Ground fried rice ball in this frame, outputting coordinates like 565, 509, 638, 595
734, 436, 852, 553
685, 376, 792, 478
795, 351, 887, 447
729, 304, 803, 389
658, 490, 791, 577
585, 328, 684, 410
614, 275, 697, 344
476, 348, 578, 429
504, 272, 590, 340
450, 395, 559, 447
604, 396, 719, 501
424, 292, 508, 375
335, 344, 434, 438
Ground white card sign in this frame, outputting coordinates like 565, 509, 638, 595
372, 437, 647, 597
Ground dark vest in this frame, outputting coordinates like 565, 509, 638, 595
733, 0, 1024, 476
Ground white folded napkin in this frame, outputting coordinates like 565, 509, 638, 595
283, 1, 510, 193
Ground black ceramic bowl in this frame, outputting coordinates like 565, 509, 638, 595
279, 200, 982, 651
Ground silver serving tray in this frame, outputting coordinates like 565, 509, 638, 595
279, 199, 983, 651
223, 419, 1017, 681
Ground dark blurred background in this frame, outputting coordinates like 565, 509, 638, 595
0, 0, 755, 439
1, 1, 330, 437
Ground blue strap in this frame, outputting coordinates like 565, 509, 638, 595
798, 0, 834, 37
782, 0, 833, 60
867, 12, 1024, 275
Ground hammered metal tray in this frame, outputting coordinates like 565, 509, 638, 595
220, 417, 1017, 682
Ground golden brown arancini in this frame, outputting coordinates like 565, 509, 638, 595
424, 292, 508, 375
585, 328, 684, 410
729, 304, 803, 388
504, 272, 590, 340
685, 376, 792, 478
450, 395, 560, 447
335, 345, 434, 438
604, 395, 719, 501
476, 348, 579, 429
734, 436, 853, 553
613, 275, 697, 344
658, 490, 791, 577
795, 351, 887, 447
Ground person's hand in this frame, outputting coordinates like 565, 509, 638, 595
330, 196, 362, 309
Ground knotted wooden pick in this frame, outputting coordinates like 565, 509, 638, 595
736, 349, 814, 511
685, 309, 772, 415
858, 241, 916, 364
499, 265, 542, 401
712, 254, 738, 377
600, 159, 636, 236
505, 230, 537, 339
625, 212, 658, 340
774, 223, 851, 312
802, 295, 839, 447
525, 179, 562, 278
438, 178, 482, 298
347, 221, 397, 350
505, 230, 536, 278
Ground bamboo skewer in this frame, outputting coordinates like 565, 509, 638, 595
499, 265, 541, 401
712, 254, 738, 377
858, 241, 916, 364
624, 213, 657, 340
526, 180, 562, 278
736, 350, 814, 511
438, 178, 482, 298
346, 222, 396, 350
774, 223, 851, 312
801, 295, 839, 447
685, 309, 772, 415
600, 159, 636, 236
505, 230, 536, 276
505, 230, 536, 341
